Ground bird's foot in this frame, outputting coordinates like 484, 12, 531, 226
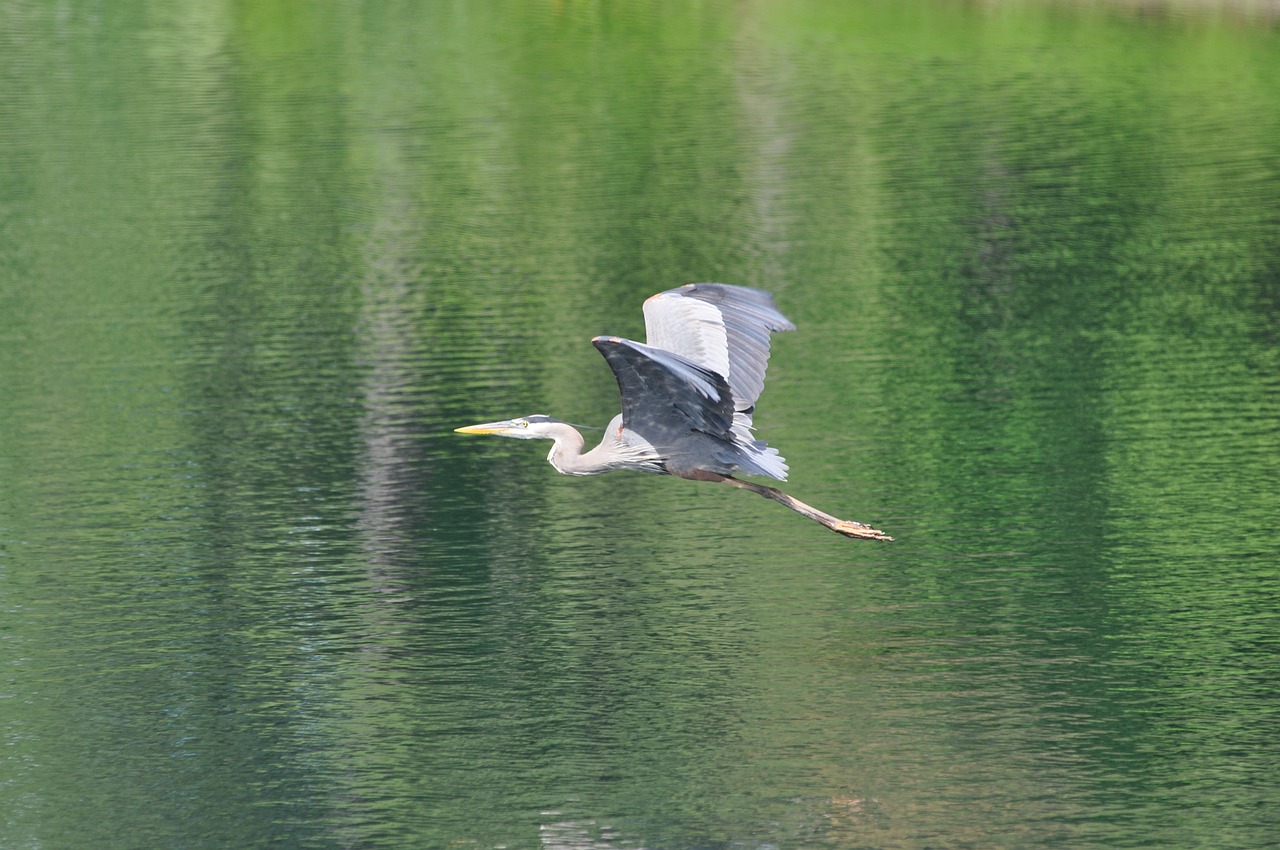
831, 519, 893, 541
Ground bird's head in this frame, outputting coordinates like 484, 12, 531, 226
453, 414, 563, 440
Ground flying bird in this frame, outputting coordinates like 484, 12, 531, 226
455, 283, 891, 540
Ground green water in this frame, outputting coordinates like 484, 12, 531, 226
3, 2, 1279, 848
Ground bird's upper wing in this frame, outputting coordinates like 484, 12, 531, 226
591, 336, 736, 443
642, 283, 795, 413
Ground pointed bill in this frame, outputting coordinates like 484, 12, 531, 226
454, 420, 517, 435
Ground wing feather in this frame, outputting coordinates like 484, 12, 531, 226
592, 332, 789, 481
643, 283, 795, 413
591, 336, 735, 443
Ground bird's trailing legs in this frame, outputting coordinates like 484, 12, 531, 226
687, 471, 893, 541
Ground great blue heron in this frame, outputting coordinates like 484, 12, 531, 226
455, 283, 891, 540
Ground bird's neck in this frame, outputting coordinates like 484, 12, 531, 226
546, 418, 664, 476
548, 421, 637, 476
544, 423, 599, 475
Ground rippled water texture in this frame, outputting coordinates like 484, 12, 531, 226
2, 2, 1279, 848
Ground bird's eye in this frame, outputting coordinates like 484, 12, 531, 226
515, 419, 528, 428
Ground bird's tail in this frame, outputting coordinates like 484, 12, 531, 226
736, 441, 789, 481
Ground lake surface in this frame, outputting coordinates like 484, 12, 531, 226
3, 2, 1279, 848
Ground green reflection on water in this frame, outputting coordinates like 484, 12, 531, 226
2, 1, 1279, 848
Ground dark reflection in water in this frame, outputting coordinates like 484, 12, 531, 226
2, 1, 1279, 849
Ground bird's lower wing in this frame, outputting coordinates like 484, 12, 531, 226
591, 336, 737, 443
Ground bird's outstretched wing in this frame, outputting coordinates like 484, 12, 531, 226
592, 334, 789, 481
591, 336, 736, 443
642, 283, 795, 417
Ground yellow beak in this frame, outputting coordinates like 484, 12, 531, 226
453, 421, 511, 435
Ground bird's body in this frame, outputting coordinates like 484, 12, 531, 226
456, 284, 891, 540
